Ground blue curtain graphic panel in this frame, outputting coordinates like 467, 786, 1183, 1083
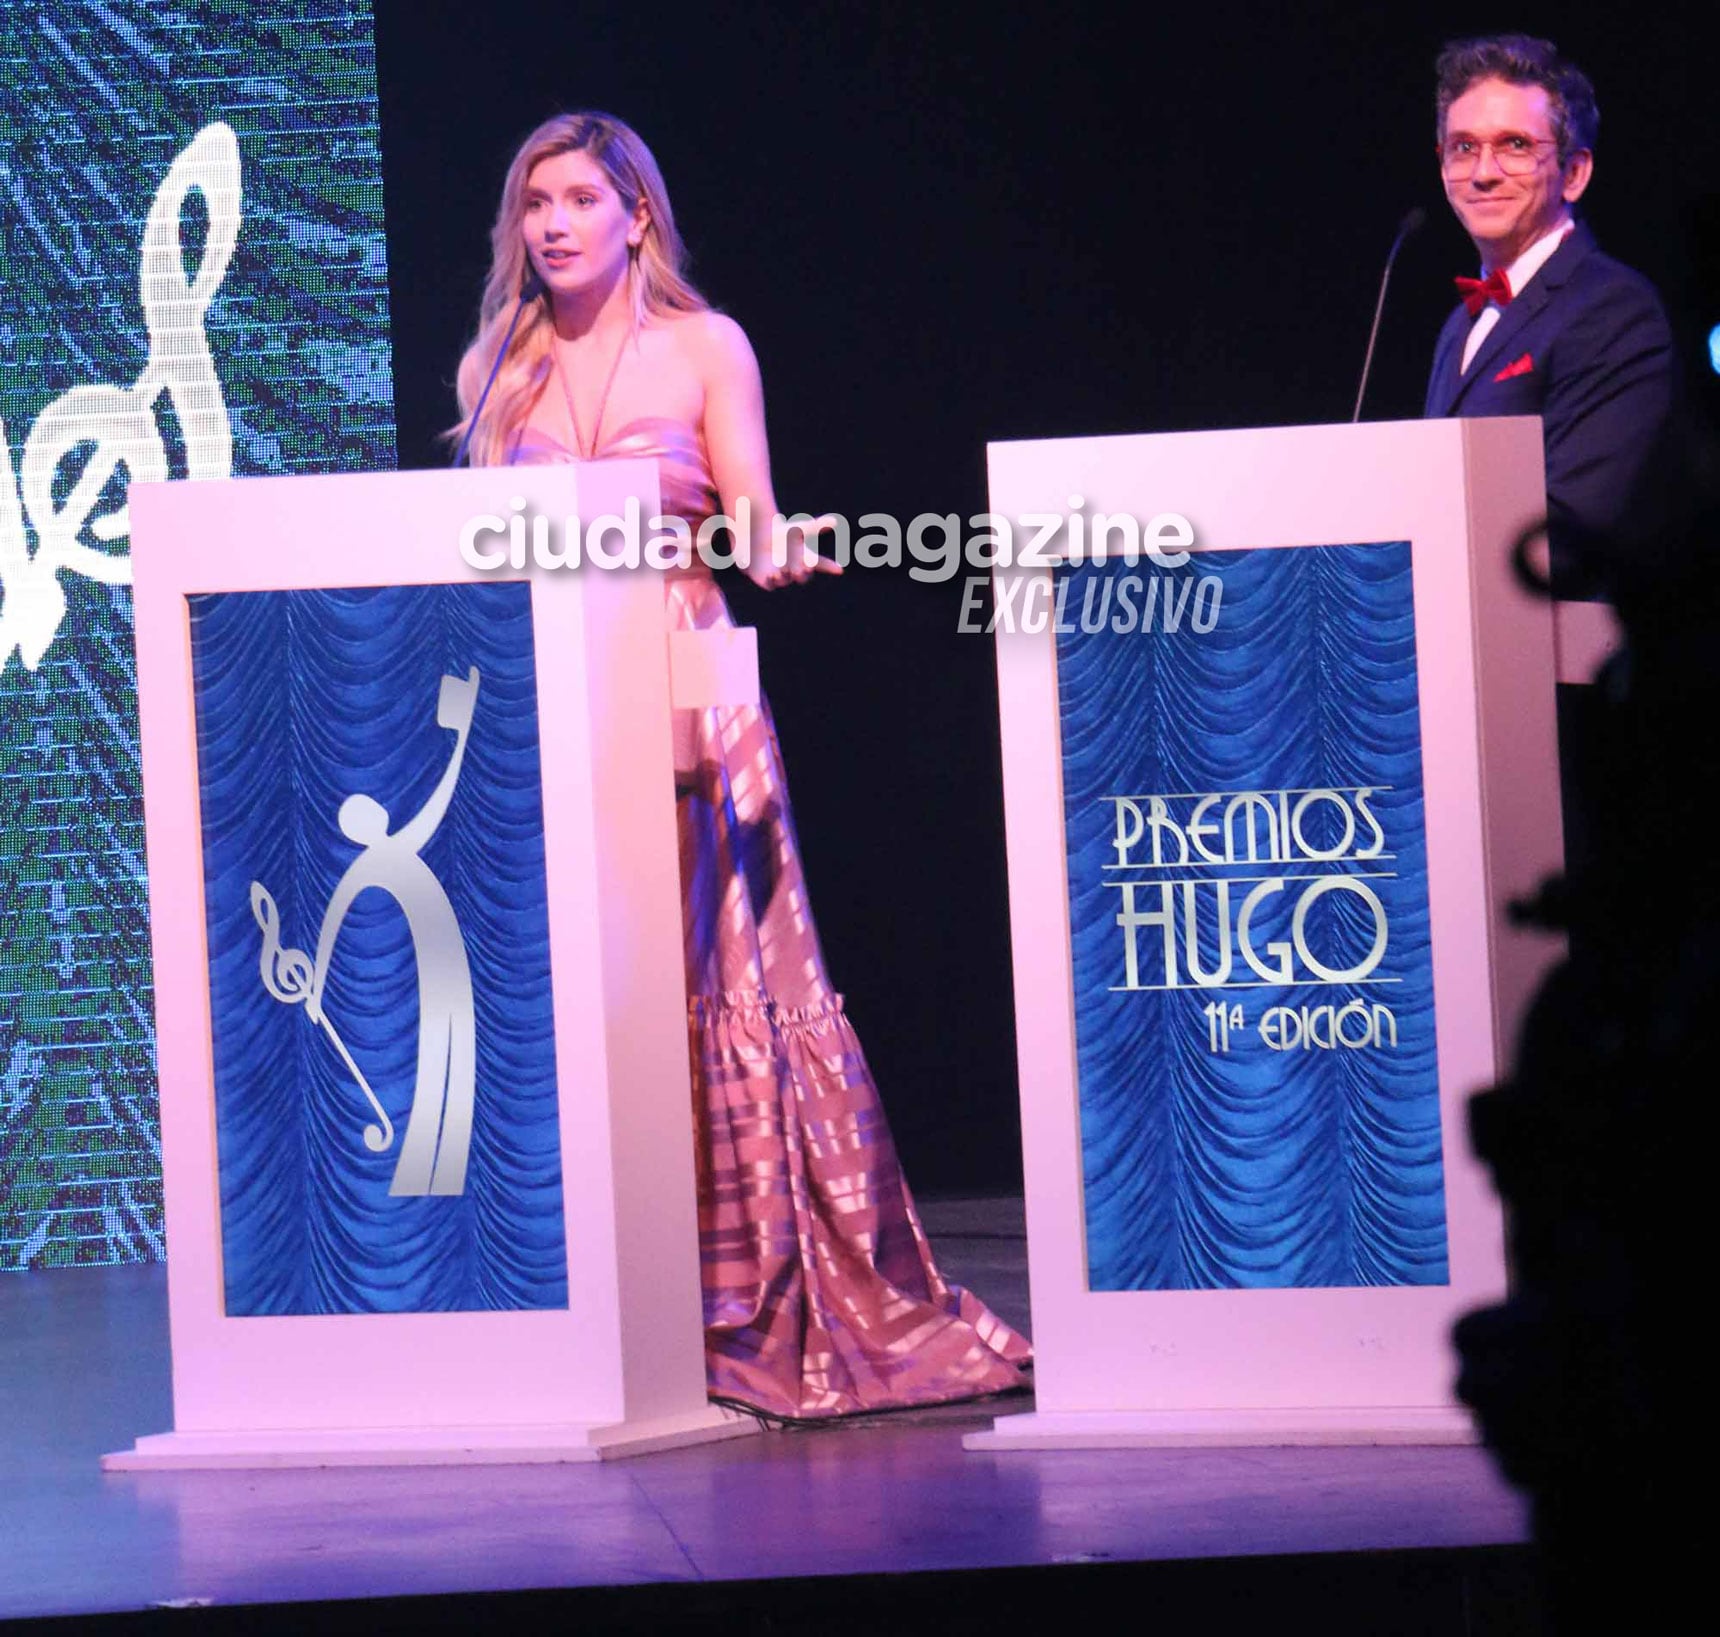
1055, 545, 1449, 1292
189, 582, 568, 1316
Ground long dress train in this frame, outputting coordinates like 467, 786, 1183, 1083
510, 417, 1031, 1418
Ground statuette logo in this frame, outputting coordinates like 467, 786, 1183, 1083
251, 668, 481, 1197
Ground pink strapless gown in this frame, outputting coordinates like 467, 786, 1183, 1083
509, 418, 1030, 1418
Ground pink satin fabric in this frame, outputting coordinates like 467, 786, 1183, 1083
509, 417, 1030, 1417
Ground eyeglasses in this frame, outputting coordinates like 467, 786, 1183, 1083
1439, 133, 1559, 177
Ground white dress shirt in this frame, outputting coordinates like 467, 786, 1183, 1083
1460, 215, 1577, 374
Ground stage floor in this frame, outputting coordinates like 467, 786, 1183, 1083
0, 1200, 1528, 1624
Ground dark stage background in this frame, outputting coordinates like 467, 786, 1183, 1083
373, 0, 1718, 1198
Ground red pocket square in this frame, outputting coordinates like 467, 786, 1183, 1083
1492, 352, 1534, 382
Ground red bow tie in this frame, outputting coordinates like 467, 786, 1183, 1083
1455, 268, 1513, 317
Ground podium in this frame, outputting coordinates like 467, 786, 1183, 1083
966, 418, 1564, 1449
104, 462, 755, 1467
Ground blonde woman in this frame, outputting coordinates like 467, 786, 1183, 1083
455, 111, 1028, 1419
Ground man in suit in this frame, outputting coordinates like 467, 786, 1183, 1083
1425, 34, 1674, 580
1434, 49, 1682, 1612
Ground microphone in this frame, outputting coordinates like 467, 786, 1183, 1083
1351, 207, 1427, 423
452, 266, 547, 467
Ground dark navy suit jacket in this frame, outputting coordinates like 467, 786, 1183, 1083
1425, 222, 1674, 561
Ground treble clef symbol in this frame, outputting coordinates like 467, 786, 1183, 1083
2, 121, 242, 674
249, 881, 394, 1154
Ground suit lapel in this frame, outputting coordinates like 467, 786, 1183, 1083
1438, 222, 1597, 414
1448, 279, 1551, 408
1426, 311, 1469, 416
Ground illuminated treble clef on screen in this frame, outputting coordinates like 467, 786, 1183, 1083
0, 120, 241, 672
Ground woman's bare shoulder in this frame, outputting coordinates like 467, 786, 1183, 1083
661, 308, 754, 369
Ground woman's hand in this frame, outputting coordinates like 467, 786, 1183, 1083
743, 513, 846, 590
693, 315, 843, 591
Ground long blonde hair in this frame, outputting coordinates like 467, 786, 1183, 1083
451, 112, 708, 467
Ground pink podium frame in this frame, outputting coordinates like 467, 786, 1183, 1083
105, 464, 751, 1467
967, 418, 1562, 1448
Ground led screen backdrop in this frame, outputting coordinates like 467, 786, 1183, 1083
0, 1, 396, 1268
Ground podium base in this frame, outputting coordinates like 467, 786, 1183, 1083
102, 1406, 755, 1469
963, 1407, 1479, 1451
